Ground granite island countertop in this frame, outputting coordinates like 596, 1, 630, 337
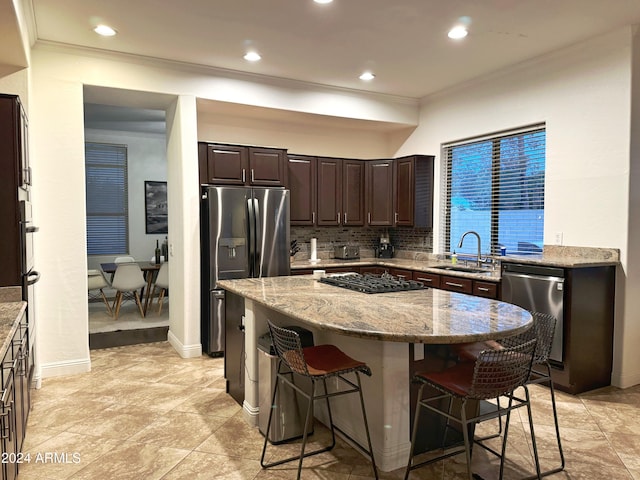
217, 275, 532, 344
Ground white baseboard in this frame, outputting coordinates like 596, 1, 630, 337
40, 357, 91, 379
167, 329, 202, 358
611, 369, 640, 389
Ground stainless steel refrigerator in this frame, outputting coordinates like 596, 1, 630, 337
200, 186, 290, 358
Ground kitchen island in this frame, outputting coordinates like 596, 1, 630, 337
217, 275, 533, 471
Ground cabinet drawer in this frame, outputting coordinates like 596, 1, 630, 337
412, 272, 441, 288
473, 281, 498, 299
440, 276, 473, 294
389, 268, 413, 280
360, 266, 385, 276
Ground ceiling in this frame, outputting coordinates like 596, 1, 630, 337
29, 0, 640, 100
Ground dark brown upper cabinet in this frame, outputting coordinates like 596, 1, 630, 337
395, 155, 434, 228
366, 160, 395, 226
315, 157, 364, 226
316, 157, 342, 226
342, 159, 365, 226
198, 142, 286, 186
287, 155, 317, 226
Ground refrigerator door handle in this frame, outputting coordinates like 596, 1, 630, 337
253, 198, 262, 276
247, 197, 256, 277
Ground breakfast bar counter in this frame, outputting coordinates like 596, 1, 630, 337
217, 275, 533, 472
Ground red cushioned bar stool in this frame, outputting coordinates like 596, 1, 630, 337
404, 337, 541, 480
454, 312, 564, 479
260, 320, 379, 480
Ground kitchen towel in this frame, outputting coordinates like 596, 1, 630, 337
310, 238, 318, 261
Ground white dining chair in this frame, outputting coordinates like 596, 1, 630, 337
87, 269, 113, 316
111, 263, 147, 318
114, 256, 136, 264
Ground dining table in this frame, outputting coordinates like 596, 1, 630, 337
100, 261, 161, 315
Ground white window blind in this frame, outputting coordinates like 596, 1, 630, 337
85, 143, 129, 255
442, 125, 545, 257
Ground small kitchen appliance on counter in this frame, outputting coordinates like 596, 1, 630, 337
334, 245, 360, 260
375, 232, 394, 258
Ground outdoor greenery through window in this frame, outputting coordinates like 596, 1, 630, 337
85, 142, 129, 255
442, 125, 545, 258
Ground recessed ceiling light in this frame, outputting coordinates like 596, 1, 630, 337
243, 51, 261, 62
448, 25, 468, 39
94, 24, 117, 36
314, 0, 333, 4
359, 72, 375, 81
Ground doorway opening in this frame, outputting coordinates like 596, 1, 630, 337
83, 100, 169, 348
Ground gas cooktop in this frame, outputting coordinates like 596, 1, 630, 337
319, 273, 426, 294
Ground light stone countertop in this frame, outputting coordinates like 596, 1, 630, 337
291, 245, 619, 281
0, 289, 26, 355
217, 275, 533, 344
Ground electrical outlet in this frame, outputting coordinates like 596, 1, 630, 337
554, 232, 563, 245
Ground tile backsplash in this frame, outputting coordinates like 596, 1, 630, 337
291, 226, 433, 259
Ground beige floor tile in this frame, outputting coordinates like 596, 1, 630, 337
162, 451, 262, 480
68, 441, 190, 480
18, 341, 640, 479
128, 410, 229, 450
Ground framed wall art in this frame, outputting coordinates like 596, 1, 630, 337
144, 181, 168, 234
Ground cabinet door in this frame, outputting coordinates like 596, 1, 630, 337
1, 358, 17, 480
366, 160, 395, 226
205, 144, 248, 185
248, 147, 286, 186
395, 157, 415, 226
288, 155, 317, 225
317, 158, 342, 226
395, 155, 434, 227
389, 268, 413, 280
361, 266, 385, 276
342, 160, 365, 226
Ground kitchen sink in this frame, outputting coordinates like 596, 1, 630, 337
431, 265, 491, 274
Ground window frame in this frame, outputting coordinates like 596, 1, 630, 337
442, 125, 546, 257
85, 142, 129, 256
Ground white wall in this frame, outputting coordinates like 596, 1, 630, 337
400, 28, 636, 388
24, 25, 639, 387
27, 44, 414, 377
84, 128, 167, 269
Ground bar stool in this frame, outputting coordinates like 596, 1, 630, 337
260, 320, 378, 480
454, 312, 564, 478
404, 338, 540, 480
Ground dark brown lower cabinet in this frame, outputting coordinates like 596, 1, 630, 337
545, 266, 616, 394
1, 309, 29, 480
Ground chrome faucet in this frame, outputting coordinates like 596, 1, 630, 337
457, 230, 483, 267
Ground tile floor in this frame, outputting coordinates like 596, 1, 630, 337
88, 297, 169, 334
18, 341, 640, 479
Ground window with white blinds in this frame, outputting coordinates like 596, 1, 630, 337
85, 143, 129, 255
442, 125, 545, 257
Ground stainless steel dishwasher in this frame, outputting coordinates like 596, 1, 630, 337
501, 263, 564, 365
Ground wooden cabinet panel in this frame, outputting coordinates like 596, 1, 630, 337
204, 144, 248, 185
412, 271, 441, 288
288, 155, 316, 225
342, 160, 365, 226
248, 147, 286, 186
317, 157, 341, 226
366, 160, 395, 226
198, 143, 287, 187
360, 266, 386, 275
439, 275, 473, 294
389, 268, 413, 280
395, 155, 434, 227
473, 281, 498, 299
0, 95, 28, 289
